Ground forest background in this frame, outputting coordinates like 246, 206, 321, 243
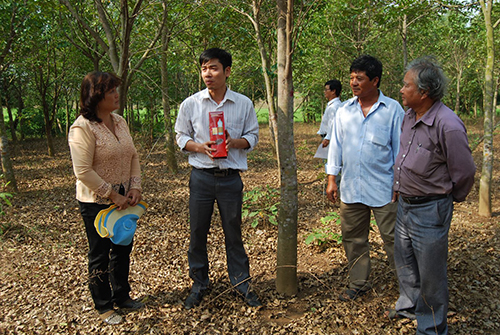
0, 0, 499, 334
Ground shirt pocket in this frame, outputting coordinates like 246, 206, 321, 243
406, 146, 434, 177
225, 117, 245, 138
366, 125, 390, 147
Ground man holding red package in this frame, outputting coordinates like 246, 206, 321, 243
175, 48, 260, 309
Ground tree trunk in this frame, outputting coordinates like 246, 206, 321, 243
455, 68, 462, 114
43, 106, 55, 157
5, 99, 17, 143
0, 79, 18, 142
401, 14, 408, 68
61, 0, 163, 118
275, 0, 298, 296
249, 0, 279, 156
229, 0, 279, 157
0, 103, 18, 192
65, 99, 70, 138
494, 78, 499, 116
149, 99, 154, 146
16, 88, 25, 141
160, 3, 178, 174
478, 0, 494, 217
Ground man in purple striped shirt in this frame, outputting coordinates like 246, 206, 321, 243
388, 57, 475, 335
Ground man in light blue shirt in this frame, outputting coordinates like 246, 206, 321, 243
326, 55, 404, 301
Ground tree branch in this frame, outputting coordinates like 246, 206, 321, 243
493, 17, 500, 29
58, 0, 109, 54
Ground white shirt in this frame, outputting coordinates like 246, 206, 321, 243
317, 97, 342, 140
175, 88, 259, 171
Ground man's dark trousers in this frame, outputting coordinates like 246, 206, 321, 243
188, 168, 250, 294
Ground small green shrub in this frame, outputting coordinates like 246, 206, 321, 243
0, 192, 12, 215
242, 186, 279, 228
305, 211, 342, 246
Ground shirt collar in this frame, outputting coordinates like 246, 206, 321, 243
327, 97, 340, 106
409, 100, 443, 127
373, 90, 388, 109
346, 90, 388, 112
201, 87, 236, 105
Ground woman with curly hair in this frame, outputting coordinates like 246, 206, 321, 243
68, 72, 144, 325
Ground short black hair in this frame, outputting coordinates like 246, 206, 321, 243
199, 48, 232, 70
350, 55, 382, 87
324, 79, 342, 97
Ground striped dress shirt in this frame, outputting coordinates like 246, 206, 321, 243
175, 88, 259, 171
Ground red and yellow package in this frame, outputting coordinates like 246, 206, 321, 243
209, 111, 227, 159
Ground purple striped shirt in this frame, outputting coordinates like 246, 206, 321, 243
394, 101, 475, 202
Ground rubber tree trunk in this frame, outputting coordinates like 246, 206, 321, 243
478, 0, 494, 217
275, 0, 298, 296
0, 103, 17, 192
160, 2, 178, 173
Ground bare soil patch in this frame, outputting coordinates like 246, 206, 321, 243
0, 121, 498, 334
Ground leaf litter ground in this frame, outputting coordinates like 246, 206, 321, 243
0, 121, 499, 334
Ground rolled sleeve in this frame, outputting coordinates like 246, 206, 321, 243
175, 101, 194, 152
241, 105, 259, 152
176, 134, 193, 153
391, 108, 404, 162
325, 109, 342, 176
129, 151, 142, 192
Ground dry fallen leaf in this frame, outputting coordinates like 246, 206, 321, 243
0, 123, 499, 334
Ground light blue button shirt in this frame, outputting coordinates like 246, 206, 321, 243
326, 91, 404, 207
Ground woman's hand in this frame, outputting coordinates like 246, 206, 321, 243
127, 189, 142, 207
109, 190, 130, 211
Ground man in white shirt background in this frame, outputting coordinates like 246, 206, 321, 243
317, 79, 342, 148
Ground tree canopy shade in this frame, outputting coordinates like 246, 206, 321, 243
59, 0, 165, 116
0, 1, 28, 190
0, 1, 498, 212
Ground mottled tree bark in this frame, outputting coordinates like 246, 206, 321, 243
160, 2, 178, 174
275, 0, 298, 296
0, 104, 17, 192
478, 0, 494, 217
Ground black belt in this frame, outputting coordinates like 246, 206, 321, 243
197, 168, 240, 177
400, 194, 448, 204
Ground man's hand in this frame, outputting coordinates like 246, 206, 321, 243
199, 141, 217, 159
392, 191, 399, 203
225, 130, 250, 150
326, 174, 338, 203
322, 139, 330, 148
185, 140, 216, 159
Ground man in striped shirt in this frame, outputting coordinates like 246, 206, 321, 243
175, 48, 261, 309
